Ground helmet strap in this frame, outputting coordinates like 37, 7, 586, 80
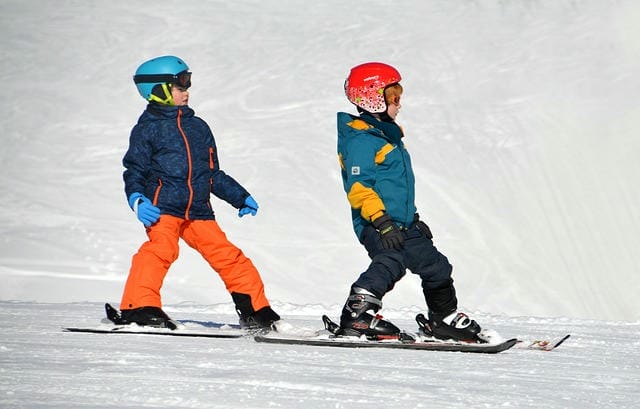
148, 83, 175, 105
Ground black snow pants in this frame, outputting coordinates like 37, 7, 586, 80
352, 218, 458, 315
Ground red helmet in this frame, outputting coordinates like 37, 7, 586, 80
344, 62, 402, 113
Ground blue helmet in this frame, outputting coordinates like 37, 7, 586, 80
133, 55, 191, 104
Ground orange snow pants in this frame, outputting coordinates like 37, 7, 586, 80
120, 215, 270, 313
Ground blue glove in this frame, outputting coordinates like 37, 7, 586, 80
238, 195, 259, 217
128, 193, 161, 227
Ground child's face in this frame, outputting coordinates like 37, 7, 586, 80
384, 85, 402, 120
387, 95, 401, 120
171, 86, 189, 106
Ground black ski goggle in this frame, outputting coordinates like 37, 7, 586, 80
134, 70, 192, 89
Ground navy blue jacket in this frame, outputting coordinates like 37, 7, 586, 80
123, 104, 249, 220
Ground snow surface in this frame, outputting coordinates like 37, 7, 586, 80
1, 301, 639, 408
1, 1, 640, 407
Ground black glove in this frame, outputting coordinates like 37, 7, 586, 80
416, 220, 433, 239
372, 213, 404, 250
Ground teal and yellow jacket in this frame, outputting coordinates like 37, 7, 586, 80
337, 112, 417, 239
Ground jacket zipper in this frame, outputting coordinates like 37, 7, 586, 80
153, 178, 163, 206
176, 109, 194, 220
209, 147, 215, 196
400, 145, 413, 224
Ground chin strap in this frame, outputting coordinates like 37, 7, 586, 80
148, 83, 175, 105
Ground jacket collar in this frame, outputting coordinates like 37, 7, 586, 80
144, 103, 195, 120
359, 113, 404, 143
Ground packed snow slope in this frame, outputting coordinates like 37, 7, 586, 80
1, 302, 639, 409
1, 0, 640, 321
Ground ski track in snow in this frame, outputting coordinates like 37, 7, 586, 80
0, 302, 638, 408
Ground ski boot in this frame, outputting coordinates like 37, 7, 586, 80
337, 287, 400, 340
238, 306, 281, 331
119, 306, 177, 329
416, 310, 483, 343
232, 292, 281, 331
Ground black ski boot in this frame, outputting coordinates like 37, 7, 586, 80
420, 282, 482, 342
238, 306, 281, 330
232, 292, 281, 330
337, 288, 400, 339
119, 306, 176, 329
417, 310, 482, 343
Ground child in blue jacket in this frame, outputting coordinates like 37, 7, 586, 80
119, 55, 279, 329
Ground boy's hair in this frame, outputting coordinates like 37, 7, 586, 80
384, 83, 403, 105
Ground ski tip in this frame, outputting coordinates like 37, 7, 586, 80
104, 303, 117, 315
322, 315, 340, 334
517, 334, 571, 351
104, 303, 122, 324
553, 334, 571, 348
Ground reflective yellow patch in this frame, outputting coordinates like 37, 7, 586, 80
347, 182, 385, 221
347, 119, 372, 131
375, 143, 395, 164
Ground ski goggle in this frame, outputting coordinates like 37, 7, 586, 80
134, 70, 192, 89
388, 95, 401, 105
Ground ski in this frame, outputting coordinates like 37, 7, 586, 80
63, 303, 246, 338
254, 315, 517, 354
63, 325, 246, 338
516, 334, 571, 351
255, 315, 570, 354
254, 333, 517, 353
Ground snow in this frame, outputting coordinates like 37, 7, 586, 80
1, 0, 639, 407
2, 302, 639, 408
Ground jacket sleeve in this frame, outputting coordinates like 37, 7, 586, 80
207, 128, 250, 209
342, 138, 386, 222
122, 124, 152, 202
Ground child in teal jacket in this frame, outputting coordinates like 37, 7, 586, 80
336, 62, 485, 342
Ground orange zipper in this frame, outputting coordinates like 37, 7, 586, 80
153, 178, 163, 205
177, 109, 194, 220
